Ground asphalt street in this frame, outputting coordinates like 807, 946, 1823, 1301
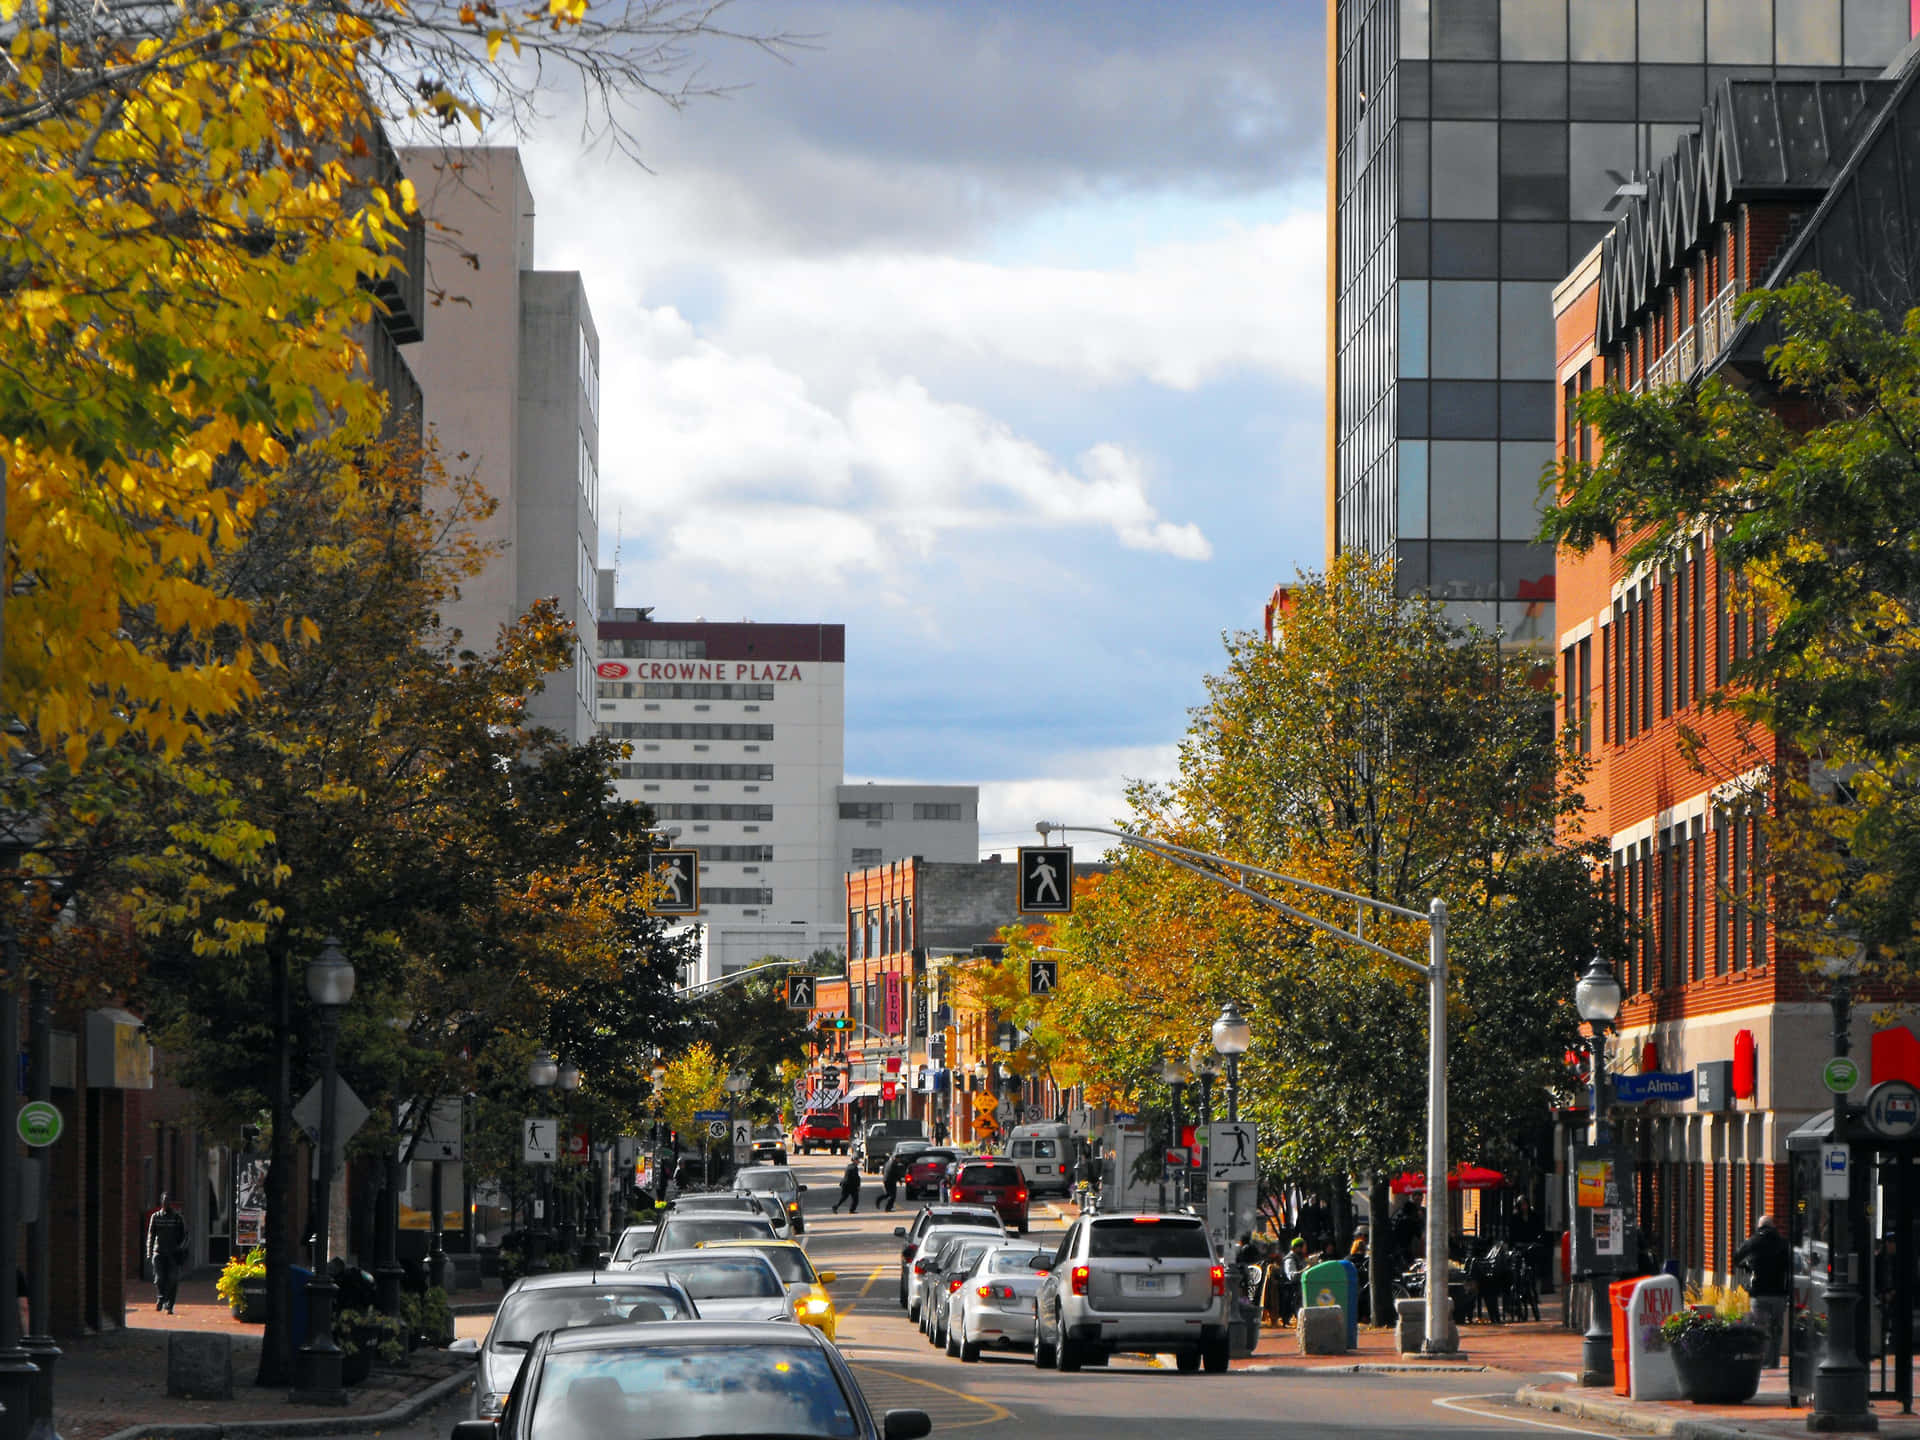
375, 1151, 1640, 1440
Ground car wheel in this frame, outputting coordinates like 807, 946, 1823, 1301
1175, 1350, 1201, 1374
946, 1324, 961, 1358
1203, 1340, 1229, 1374
1057, 1334, 1083, 1373
908, 1297, 920, 1323
1033, 1319, 1057, 1370
960, 1337, 980, 1363
1017, 1220, 1029, 1235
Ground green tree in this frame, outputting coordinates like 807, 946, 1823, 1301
1549, 273, 1920, 965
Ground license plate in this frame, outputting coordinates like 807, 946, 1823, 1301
1123, 1275, 1169, 1295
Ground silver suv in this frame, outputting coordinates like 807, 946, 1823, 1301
1032, 1213, 1229, 1373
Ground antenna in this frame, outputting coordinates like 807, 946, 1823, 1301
612, 505, 624, 574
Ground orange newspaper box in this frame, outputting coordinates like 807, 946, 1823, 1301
1610, 1278, 1639, 1394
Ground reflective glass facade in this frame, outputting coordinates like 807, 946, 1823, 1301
1329, 0, 1910, 642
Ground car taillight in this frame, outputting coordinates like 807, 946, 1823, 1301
1013, 1188, 1028, 1202
1058, 1165, 1068, 1174
978, 1284, 1016, 1299
1071, 1265, 1089, 1296
914, 1259, 929, 1274
1210, 1265, 1226, 1297
948, 1278, 963, 1292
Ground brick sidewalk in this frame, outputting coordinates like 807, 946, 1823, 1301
52, 1278, 482, 1440
1231, 1314, 1580, 1374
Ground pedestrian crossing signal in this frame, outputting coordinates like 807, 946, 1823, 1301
1028, 958, 1058, 994
647, 849, 700, 914
786, 975, 816, 1010
1017, 846, 1073, 914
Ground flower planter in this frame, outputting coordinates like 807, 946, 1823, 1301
234, 1278, 268, 1324
1671, 1323, 1768, 1405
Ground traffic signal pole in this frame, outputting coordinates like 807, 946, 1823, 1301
1036, 821, 1458, 1359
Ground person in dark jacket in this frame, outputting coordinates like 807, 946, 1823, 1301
878, 1153, 902, 1212
145, 1193, 189, 1313
833, 1159, 861, 1214
1734, 1215, 1791, 1366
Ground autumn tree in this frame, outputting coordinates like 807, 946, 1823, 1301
1551, 274, 1920, 966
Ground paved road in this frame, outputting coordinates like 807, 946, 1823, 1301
379, 1150, 1639, 1440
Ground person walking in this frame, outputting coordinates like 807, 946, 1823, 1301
878, 1151, 902, 1212
933, 1117, 948, 1146
833, 1159, 861, 1214
146, 1192, 189, 1313
1734, 1214, 1791, 1366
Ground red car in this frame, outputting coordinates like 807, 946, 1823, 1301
793, 1108, 851, 1155
904, 1147, 960, 1200
943, 1158, 1029, 1233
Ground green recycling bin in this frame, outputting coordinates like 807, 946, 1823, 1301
1301, 1258, 1356, 1342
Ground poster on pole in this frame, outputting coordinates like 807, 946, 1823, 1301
1568, 1143, 1637, 1278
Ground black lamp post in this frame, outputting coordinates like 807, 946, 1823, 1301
527, 1050, 558, 1274
649, 1061, 667, 1203
292, 936, 355, 1403
556, 1061, 581, 1262
1212, 1003, 1250, 1123
1160, 1057, 1189, 1213
1574, 953, 1622, 1389
0, 878, 40, 1440
1191, 1045, 1218, 1211
1811, 908, 1876, 1432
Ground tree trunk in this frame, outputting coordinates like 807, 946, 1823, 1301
256, 944, 293, 1388
1329, 1181, 1352, 1254
1369, 1174, 1394, 1328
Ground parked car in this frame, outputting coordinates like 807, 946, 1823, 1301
703, 1239, 840, 1341
445, 1323, 931, 1440
902, 1147, 960, 1201
1033, 1213, 1230, 1374
625, 1249, 796, 1323
894, 1204, 1005, 1309
671, 1152, 725, 1192
858, 1118, 927, 1174
666, 1192, 793, 1240
451, 1271, 697, 1419
603, 1224, 658, 1266
919, 1234, 1002, 1349
1006, 1122, 1075, 1197
645, 1212, 777, 1253
943, 1158, 1030, 1233
943, 1243, 1054, 1361
794, 1106, 852, 1155
736, 1165, 808, 1236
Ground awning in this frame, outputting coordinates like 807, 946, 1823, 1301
1390, 1164, 1508, 1195
843, 1082, 882, 1102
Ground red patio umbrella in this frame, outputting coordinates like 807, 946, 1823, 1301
1388, 1163, 1508, 1194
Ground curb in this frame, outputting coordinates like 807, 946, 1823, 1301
1514, 1382, 1764, 1438
97, 1365, 473, 1440
1236, 1361, 1492, 1375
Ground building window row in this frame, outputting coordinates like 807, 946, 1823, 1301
704, 887, 774, 907
578, 430, 599, 518
913, 803, 968, 821
614, 763, 774, 781
696, 845, 774, 862
1611, 808, 1767, 997
575, 642, 592, 709
579, 323, 600, 420
650, 804, 774, 822
600, 638, 709, 660
839, 802, 893, 820
850, 848, 882, 867
602, 722, 774, 741
848, 897, 914, 961
597, 682, 776, 701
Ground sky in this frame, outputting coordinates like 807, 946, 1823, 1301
516, 0, 1329, 854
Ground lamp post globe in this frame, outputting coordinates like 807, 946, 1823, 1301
529, 1050, 559, 1090
1211, 1002, 1251, 1058
305, 936, 356, 1007
1574, 956, 1622, 1026
557, 1061, 581, 1093
1572, 954, 1622, 1390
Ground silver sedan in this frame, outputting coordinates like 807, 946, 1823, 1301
942, 1244, 1054, 1361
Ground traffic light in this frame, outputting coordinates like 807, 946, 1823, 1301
829, 1015, 852, 1032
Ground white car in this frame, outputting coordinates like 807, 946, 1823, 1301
907, 1224, 1005, 1324
943, 1243, 1054, 1361
626, 1249, 797, 1323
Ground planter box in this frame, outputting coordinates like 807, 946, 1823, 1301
234, 1278, 268, 1325
1672, 1324, 1768, 1405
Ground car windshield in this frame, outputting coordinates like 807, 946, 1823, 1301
612, 1230, 657, 1262
675, 1196, 758, 1213
959, 1164, 1021, 1186
721, 1247, 815, 1285
491, 1287, 693, 1346
528, 1343, 860, 1440
931, 1212, 1000, 1230
948, 1242, 994, 1273
633, 1257, 784, 1300
913, 1151, 956, 1166
737, 1171, 797, 1198
655, 1217, 775, 1250
1087, 1219, 1211, 1259
987, 1249, 1050, 1274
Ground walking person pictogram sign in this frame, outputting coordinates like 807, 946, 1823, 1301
648, 849, 700, 914
1018, 846, 1073, 914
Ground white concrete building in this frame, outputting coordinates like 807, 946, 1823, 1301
595, 589, 977, 982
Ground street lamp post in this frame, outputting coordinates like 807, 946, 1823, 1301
1211, 1005, 1253, 1347
1573, 954, 1623, 1389
556, 1061, 580, 1263
1812, 911, 1876, 1433
0, 888, 40, 1440
650, 1062, 668, 1203
1191, 1046, 1218, 1212
527, 1050, 558, 1275
292, 937, 355, 1403
724, 1070, 749, 1185
1160, 1058, 1189, 1215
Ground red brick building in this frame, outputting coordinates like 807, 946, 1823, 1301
1552, 69, 1920, 1286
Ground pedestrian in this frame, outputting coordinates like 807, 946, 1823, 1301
146, 1192, 189, 1314
1734, 1215, 1791, 1367
878, 1152, 901, 1212
1276, 1237, 1309, 1326
933, 1117, 948, 1146
833, 1159, 861, 1214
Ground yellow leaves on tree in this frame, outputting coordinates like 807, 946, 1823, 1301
658, 1042, 728, 1143
0, 3, 413, 764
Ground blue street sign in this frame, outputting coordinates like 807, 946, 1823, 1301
1613, 1071, 1696, 1104
694, 1109, 731, 1123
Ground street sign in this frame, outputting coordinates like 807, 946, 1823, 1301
564, 1128, 589, 1163
1017, 847, 1073, 914
615, 1136, 638, 1168
648, 849, 701, 915
295, 1079, 371, 1177
1208, 1122, 1256, 1183
732, 1120, 752, 1165
1067, 1107, 1091, 1138
522, 1117, 557, 1164
1822, 1143, 1851, 1199
706, 1119, 727, 1139
880, 1080, 897, 1102
1824, 1056, 1862, 1094
1867, 1079, 1920, 1139
695, 1109, 730, 1123
1029, 959, 1058, 995
16, 1102, 60, 1148
786, 974, 816, 1010
400, 1097, 463, 1163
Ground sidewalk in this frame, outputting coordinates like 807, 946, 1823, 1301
1228, 1314, 1577, 1375
1518, 1378, 1920, 1438
53, 1278, 489, 1440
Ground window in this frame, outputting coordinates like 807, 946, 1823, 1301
578, 536, 595, 607
704, 887, 774, 906
603, 722, 773, 741
579, 324, 600, 419
912, 803, 965, 821
649, 804, 774, 821
1577, 637, 1592, 754
614, 763, 774, 781
600, 638, 709, 660
699, 846, 773, 862
851, 848, 882, 868
579, 430, 599, 517
576, 642, 592, 708
839, 802, 895, 821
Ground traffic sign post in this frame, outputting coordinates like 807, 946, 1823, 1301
1208, 1122, 1255, 1183
648, 849, 701, 915
1866, 1079, 1920, 1139
1028, 958, 1058, 994
1017, 847, 1074, 914
522, 1117, 557, 1164
706, 1120, 727, 1140
732, 1121, 752, 1167
786, 974, 816, 1010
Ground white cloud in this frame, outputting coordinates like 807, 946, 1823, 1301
949, 744, 1180, 856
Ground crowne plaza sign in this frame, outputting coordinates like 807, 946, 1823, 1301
596, 660, 807, 683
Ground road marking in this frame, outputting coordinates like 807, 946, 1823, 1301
859, 1264, 886, 1298
852, 1364, 1013, 1429
1433, 1393, 1621, 1436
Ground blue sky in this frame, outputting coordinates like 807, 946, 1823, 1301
520, 0, 1329, 849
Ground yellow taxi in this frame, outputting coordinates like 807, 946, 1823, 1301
700, 1239, 839, 1340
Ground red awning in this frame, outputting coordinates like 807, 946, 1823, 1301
1389, 1164, 1508, 1195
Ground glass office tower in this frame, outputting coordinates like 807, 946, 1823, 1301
1328, 0, 1910, 642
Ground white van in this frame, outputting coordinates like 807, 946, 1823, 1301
1005, 1122, 1073, 1196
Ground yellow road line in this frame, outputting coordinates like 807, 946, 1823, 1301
858, 1264, 886, 1298
853, 1365, 1013, 1429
